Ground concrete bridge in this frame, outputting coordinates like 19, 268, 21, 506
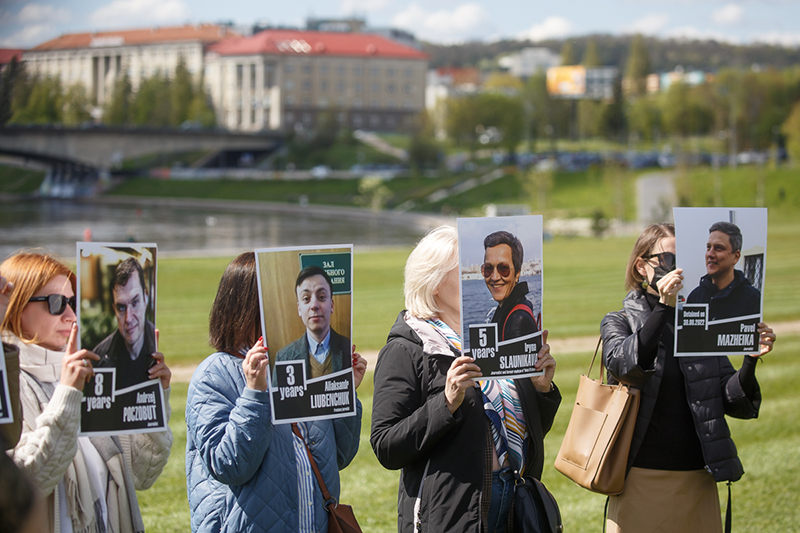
0, 125, 283, 196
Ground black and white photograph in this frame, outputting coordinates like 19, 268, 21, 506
458, 216, 544, 379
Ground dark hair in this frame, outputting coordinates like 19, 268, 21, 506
209, 252, 261, 354
295, 265, 333, 295
625, 223, 675, 291
112, 257, 146, 302
709, 221, 742, 253
483, 231, 524, 274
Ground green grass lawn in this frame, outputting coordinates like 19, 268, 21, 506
141, 220, 800, 532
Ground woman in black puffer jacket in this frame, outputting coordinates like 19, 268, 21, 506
601, 223, 776, 533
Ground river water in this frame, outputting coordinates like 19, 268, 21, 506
0, 198, 440, 260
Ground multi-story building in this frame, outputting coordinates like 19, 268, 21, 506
22, 24, 235, 110
203, 29, 428, 132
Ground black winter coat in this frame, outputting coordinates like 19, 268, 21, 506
370, 312, 561, 533
601, 290, 761, 482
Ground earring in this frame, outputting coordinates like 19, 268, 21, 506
641, 279, 649, 290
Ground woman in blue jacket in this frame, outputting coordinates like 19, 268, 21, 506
186, 252, 365, 533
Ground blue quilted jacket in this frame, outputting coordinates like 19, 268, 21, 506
186, 351, 362, 532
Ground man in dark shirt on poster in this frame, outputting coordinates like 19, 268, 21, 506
687, 221, 761, 321
94, 257, 157, 391
275, 266, 350, 382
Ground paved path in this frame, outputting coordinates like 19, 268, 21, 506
169, 319, 800, 383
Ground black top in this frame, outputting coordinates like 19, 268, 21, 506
490, 281, 539, 342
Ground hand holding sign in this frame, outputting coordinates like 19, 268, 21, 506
148, 329, 171, 390
445, 356, 482, 414
531, 329, 555, 393
62, 324, 99, 390
753, 323, 777, 358
243, 337, 269, 392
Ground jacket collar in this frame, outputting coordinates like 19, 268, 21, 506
393, 311, 458, 357
697, 269, 750, 298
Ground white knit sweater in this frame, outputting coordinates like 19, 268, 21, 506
4, 334, 173, 532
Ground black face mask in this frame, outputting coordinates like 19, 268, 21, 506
646, 252, 676, 292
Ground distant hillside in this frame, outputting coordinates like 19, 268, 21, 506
422, 34, 800, 72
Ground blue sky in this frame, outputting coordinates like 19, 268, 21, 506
1, 0, 799, 49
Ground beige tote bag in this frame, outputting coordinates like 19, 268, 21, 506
554, 339, 640, 495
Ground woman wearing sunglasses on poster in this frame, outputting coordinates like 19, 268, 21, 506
482, 231, 540, 344
0, 251, 173, 533
601, 223, 777, 532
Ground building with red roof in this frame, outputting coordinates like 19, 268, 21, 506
22, 24, 235, 111
204, 29, 428, 131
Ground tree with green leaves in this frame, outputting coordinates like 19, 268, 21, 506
560, 40, 578, 66
131, 73, 171, 127
10, 75, 62, 125
0, 56, 21, 124
62, 83, 92, 125
781, 99, 800, 165
625, 34, 651, 96
169, 56, 194, 126
582, 39, 602, 67
187, 89, 217, 128
104, 73, 133, 125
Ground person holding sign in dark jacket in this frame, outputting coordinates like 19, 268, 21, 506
371, 226, 560, 533
601, 223, 776, 533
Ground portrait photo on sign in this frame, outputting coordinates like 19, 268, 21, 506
458, 216, 544, 379
255, 245, 356, 424
674, 208, 767, 357
76, 242, 167, 436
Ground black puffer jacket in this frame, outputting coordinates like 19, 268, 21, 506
371, 311, 560, 533
601, 290, 761, 482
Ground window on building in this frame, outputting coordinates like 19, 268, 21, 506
337, 81, 346, 92
302, 64, 312, 74
302, 97, 311, 106
286, 95, 296, 105
386, 68, 395, 77
302, 113, 312, 124
236, 108, 242, 126
236, 64, 243, 88
302, 80, 311, 91
404, 68, 413, 77
370, 99, 379, 108
286, 111, 295, 123
285, 64, 294, 73
387, 83, 396, 93
251, 107, 256, 124
404, 83, 414, 93
371, 82, 379, 93
320, 65, 328, 74
319, 97, 328, 108
355, 82, 362, 93
285, 80, 295, 90
353, 66, 362, 76
353, 114, 363, 127
320, 80, 328, 91
369, 67, 379, 76
387, 116, 396, 127
387, 101, 396, 108
337, 65, 346, 76
370, 114, 380, 127
264, 62, 275, 88
250, 64, 257, 89
403, 101, 413, 109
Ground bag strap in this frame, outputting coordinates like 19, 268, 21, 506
725, 481, 732, 533
501, 304, 535, 341
588, 336, 606, 383
291, 423, 336, 510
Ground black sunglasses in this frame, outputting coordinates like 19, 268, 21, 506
481, 262, 512, 278
28, 294, 76, 315
642, 251, 676, 270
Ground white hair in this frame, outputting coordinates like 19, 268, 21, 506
404, 225, 459, 320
